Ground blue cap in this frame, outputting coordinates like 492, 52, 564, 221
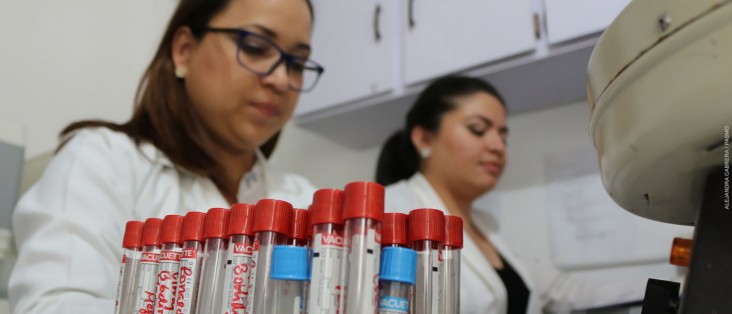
379, 247, 416, 285
271, 245, 309, 281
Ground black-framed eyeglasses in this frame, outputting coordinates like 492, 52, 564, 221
201, 27, 325, 93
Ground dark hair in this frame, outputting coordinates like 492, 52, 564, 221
375, 76, 506, 186
59, 0, 314, 203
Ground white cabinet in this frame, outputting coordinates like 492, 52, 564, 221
295, 0, 398, 116
544, 0, 631, 45
401, 0, 537, 85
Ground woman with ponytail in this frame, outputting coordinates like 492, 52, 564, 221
377, 76, 541, 313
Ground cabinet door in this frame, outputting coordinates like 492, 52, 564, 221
544, 0, 631, 45
295, 0, 397, 117
402, 0, 536, 85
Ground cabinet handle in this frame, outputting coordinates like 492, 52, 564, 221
373, 3, 382, 42
408, 0, 416, 29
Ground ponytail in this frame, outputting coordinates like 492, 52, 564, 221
375, 129, 419, 186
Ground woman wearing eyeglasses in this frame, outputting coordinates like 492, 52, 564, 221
9, 0, 321, 312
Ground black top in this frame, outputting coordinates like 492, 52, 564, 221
495, 255, 530, 314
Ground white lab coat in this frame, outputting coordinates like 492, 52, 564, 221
385, 174, 543, 314
9, 128, 317, 314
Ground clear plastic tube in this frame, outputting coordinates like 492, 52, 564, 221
248, 231, 287, 313
115, 247, 142, 314
340, 218, 381, 313
154, 242, 183, 313
220, 234, 255, 314
133, 244, 162, 313
174, 240, 204, 314
412, 240, 440, 314
115, 220, 143, 314
196, 237, 228, 314
440, 215, 463, 314
271, 245, 309, 314
440, 247, 460, 314
378, 281, 411, 314
308, 224, 345, 314
378, 247, 416, 314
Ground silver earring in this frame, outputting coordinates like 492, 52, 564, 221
175, 67, 187, 79
419, 148, 431, 159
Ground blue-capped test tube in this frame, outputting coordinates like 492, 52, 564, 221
271, 245, 310, 314
378, 247, 417, 314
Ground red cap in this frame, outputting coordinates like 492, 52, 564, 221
228, 203, 255, 237
443, 215, 464, 248
160, 215, 184, 245
252, 199, 293, 235
181, 212, 205, 242
141, 218, 163, 247
342, 182, 384, 222
122, 221, 144, 249
309, 189, 344, 227
382, 213, 409, 246
203, 208, 230, 239
290, 209, 310, 240
408, 209, 445, 242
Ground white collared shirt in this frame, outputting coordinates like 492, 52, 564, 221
9, 127, 317, 314
385, 173, 543, 314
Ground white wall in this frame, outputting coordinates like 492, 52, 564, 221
0, 0, 177, 160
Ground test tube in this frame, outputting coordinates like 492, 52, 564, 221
270, 245, 310, 314
132, 218, 163, 313
174, 211, 206, 314
307, 188, 345, 314
154, 215, 184, 314
196, 208, 231, 314
440, 216, 463, 314
289, 208, 310, 247
408, 209, 445, 314
382, 213, 409, 249
114, 220, 143, 314
220, 203, 256, 314
248, 199, 294, 314
340, 182, 384, 314
378, 247, 417, 314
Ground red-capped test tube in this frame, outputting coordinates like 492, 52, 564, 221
289, 208, 310, 247
174, 211, 206, 314
408, 209, 445, 314
382, 213, 409, 249
248, 199, 293, 314
115, 220, 143, 314
220, 203, 256, 314
440, 216, 463, 314
340, 182, 384, 314
154, 215, 184, 314
307, 188, 345, 314
196, 208, 231, 314
133, 218, 163, 313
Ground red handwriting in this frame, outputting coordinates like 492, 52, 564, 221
139, 291, 156, 314
175, 266, 193, 311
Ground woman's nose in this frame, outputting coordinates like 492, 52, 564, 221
261, 61, 289, 93
485, 130, 506, 156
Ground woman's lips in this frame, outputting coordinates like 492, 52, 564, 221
480, 162, 502, 176
250, 102, 281, 118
